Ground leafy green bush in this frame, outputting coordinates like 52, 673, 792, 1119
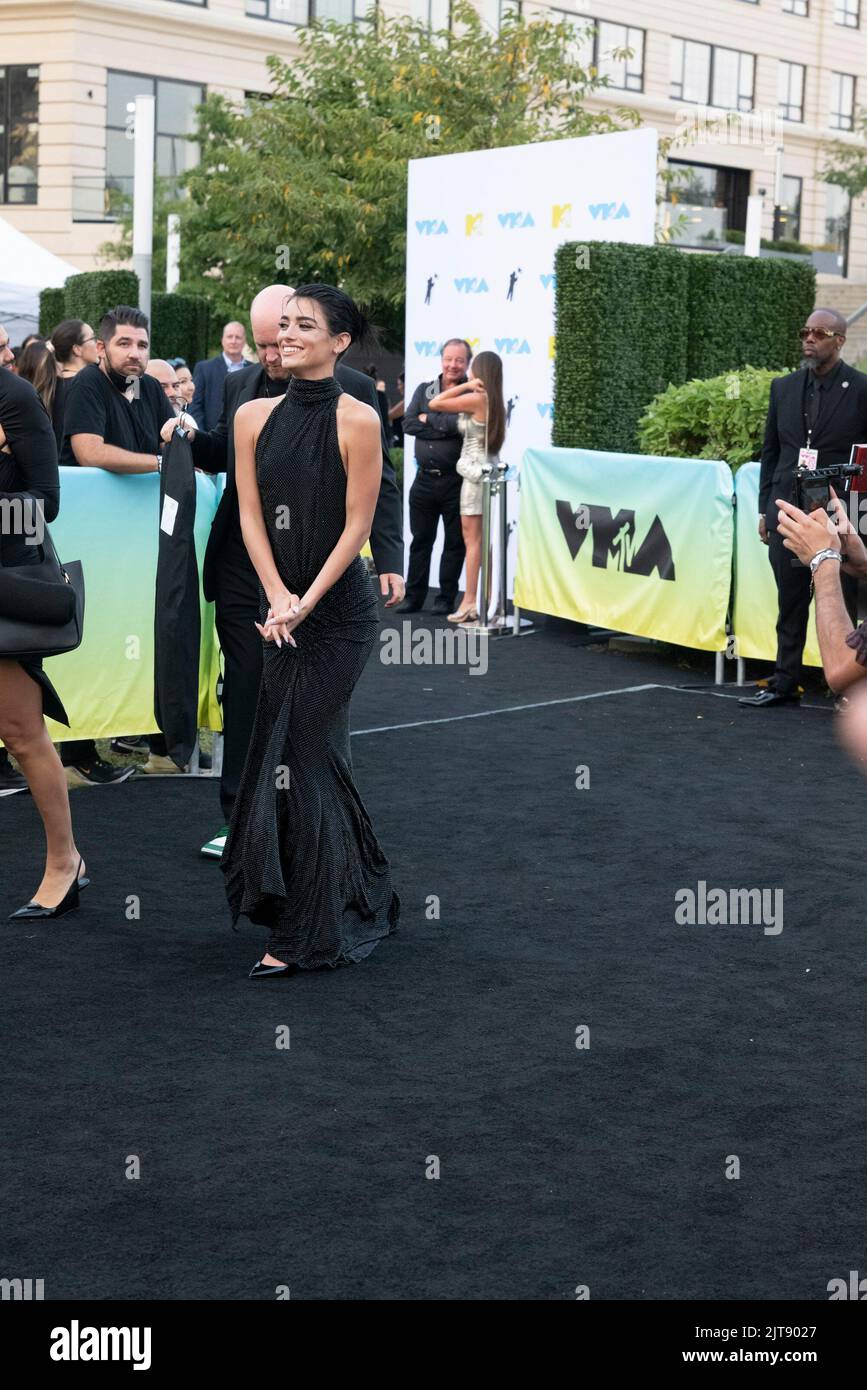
686, 255, 814, 378
553, 241, 690, 452
63, 271, 140, 329
637, 366, 787, 470
388, 447, 403, 492
39, 287, 67, 338
151, 292, 211, 367
723, 229, 813, 254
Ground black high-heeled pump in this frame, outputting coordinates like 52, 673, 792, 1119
248, 958, 300, 979
8, 856, 85, 920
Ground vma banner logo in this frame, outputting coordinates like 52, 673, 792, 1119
414, 341, 440, 357
588, 202, 631, 222
416, 219, 448, 235
556, 502, 675, 580
454, 277, 489, 294
495, 337, 530, 355
498, 211, 535, 229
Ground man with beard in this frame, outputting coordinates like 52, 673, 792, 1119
172, 284, 405, 857
60, 305, 176, 782
740, 307, 867, 708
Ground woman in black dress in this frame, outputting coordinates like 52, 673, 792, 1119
220, 285, 399, 978
0, 367, 87, 918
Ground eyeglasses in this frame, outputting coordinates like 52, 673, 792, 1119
799, 327, 842, 341
78, 336, 97, 346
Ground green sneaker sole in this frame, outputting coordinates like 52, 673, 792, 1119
201, 826, 229, 858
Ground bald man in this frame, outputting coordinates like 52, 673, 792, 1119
175, 284, 405, 851
741, 306, 867, 707
192, 320, 249, 431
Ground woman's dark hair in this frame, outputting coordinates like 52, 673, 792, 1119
17, 340, 60, 417
288, 284, 376, 358
50, 319, 89, 364
471, 350, 506, 457
169, 356, 188, 369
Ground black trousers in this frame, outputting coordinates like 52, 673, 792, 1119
213, 540, 263, 823
405, 469, 465, 608
768, 530, 857, 694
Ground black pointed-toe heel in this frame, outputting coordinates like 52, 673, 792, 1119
8, 856, 84, 920
248, 959, 301, 979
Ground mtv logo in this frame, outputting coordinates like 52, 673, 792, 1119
454, 277, 489, 294
536, 403, 553, 419
415, 219, 448, 235
548, 336, 556, 360
552, 203, 572, 229
414, 341, 439, 357
539, 273, 556, 290
465, 213, 484, 237
497, 211, 535, 230
588, 202, 631, 221
494, 337, 531, 355
464, 338, 481, 353
556, 501, 675, 580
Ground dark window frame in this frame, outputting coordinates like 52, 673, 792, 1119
830, 70, 856, 129
782, 0, 809, 16
0, 63, 39, 206
105, 69, 204, 197
245, 0, 377, 23
778, 59, 805, 122
670, 37, 755, 111
834, 0, 860, 26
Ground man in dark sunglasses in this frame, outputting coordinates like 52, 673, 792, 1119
741, 307, 867, 707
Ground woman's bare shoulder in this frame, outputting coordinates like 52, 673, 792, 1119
235, 395, 280, 428
336, 392, 381, 433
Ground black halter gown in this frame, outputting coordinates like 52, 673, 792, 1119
220, 374, 399, 967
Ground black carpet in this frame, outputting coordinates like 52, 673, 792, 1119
3, 621, 866, 1300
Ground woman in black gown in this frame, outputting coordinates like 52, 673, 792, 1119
221, 285, 399, 978
0, 366, 87, 917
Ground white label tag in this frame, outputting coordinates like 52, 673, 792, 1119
798, 447, 818, 471
160, 494, 179, 536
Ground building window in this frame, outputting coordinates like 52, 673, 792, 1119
665, 160, 751, 241
105, 72, 204, 203
597, 21, 645, 92
0, 65, 39, 205
778, 60, 805, 122
670, 39, 753, 110
775, 174, 802, 240
835, 0, 860, 25
830, 72, 856, 129
168, 0, 207, 6
825, 182, 850, 275
783, 0, 809, 15
498, 0, 522, 20
246, 0, 374, 20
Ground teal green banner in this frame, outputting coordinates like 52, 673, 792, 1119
37, 467, 223, 742
514, 448, 734, 652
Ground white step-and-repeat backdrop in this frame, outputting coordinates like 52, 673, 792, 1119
403, 126, 659, 606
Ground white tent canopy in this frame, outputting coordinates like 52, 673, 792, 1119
0, 216, 79, 345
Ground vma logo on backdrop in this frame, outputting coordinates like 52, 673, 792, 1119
465, 213, 484, 237
414, 341, 440, 357
416, 219, 448, 235
540, 273, 556, 290
589, 201, 631, 222
454, 277, 489, 294
556, 502, 675, 580
498, 211, 535, 229
552, 203, 572, 229
495, 337, 531, 355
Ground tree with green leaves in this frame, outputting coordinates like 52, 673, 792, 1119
107, 2, 643, 347
822, 108, 867, 200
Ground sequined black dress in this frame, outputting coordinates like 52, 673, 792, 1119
220, 375, 399, 966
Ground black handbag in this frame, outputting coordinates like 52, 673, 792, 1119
0, 522, 85, 661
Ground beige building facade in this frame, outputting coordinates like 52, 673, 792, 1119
1, 0, 866, 298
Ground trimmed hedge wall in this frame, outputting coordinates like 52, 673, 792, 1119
63, 270, 140, 329
686, 254, 814, 379
553, 242, 689, 453
553, 243, 816, 452
151, 292, 210, 368
38, 287, 67, 339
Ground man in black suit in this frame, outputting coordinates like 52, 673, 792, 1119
168, 284, 405, 853
191, 321, 249, 432
740, 307, 867, 708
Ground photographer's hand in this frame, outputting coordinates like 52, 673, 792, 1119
776, 496, 841, 566
828, 487, 867, 578
758, 515, 769, 546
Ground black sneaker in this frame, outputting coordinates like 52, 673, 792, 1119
0, 761, 28, 797
65, 759, 138, 788
110, 735, 149, 755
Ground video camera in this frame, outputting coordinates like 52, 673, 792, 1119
795, 445, 866, 513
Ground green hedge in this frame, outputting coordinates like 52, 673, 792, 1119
637, 366, 785, 470
553, 241, 689, 452
39, 287, 67, 338
686, 254, 814, 379
151, 292, 211, 367
63, 270, 140, 329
